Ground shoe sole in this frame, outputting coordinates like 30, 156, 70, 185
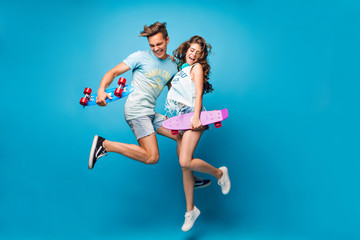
88, 135, 99, 169
194, 180, 211, 189
222, 167, 231, 195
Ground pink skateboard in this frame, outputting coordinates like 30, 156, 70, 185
162, 109, 229, 135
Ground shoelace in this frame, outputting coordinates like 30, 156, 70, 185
218, 177, 226, 187
184, 213, 192, 224
194, 177, 202, 183
96, 147, 107, 159
218, 178, 227, 189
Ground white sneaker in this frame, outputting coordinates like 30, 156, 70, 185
181, 206, 200, 232
218, 166, 231, 195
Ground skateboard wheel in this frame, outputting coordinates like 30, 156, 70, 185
80, 97, 88, 106
214, 122, 222, 128
84, 88, 92, 95
114, 87, 123, 97
171, 130, 179, 135
118, 77, 126, 86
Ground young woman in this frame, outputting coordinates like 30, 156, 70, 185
165, 36, 231, 231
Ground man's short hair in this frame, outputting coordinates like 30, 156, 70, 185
139, 22, 168, 39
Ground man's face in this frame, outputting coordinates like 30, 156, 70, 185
148, 32, 169, 60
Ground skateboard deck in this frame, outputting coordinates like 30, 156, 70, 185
80, 85, 134, 107
162, 109, 228, 134
80, 78, 134, 107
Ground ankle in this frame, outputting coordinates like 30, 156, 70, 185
186, 205, 195, 212
216, 169, 223, 180
103, 140, 108, 151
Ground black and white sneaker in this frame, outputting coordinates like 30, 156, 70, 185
194, 177, 211, 189
88, 135, 107, 169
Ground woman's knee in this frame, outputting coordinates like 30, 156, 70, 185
179, 157, 191, 170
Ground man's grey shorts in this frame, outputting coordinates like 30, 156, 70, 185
126, 113, 166, 140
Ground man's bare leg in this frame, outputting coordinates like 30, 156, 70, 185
104, 133, 160, 165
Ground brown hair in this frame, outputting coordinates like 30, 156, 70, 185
173, 35, 213, 94
139, 22, 168, 39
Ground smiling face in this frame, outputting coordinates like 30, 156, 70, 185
148, 32, 169, 60
185, 43, 202, 65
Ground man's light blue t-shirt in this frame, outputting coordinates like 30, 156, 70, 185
123, 50, 178, 120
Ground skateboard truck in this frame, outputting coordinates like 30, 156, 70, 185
80, 88, 92, 106
171, 121, 222, 135
114, 78, 126, 97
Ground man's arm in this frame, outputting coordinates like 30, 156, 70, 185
96, 62, 131, 106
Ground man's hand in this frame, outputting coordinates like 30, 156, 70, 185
96, 62, 131, 106
191, 117, 203, 130
96, 90, 112, 106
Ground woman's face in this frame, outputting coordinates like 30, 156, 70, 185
185, 43, 202, 65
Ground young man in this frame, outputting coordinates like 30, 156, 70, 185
89, 22, 210, 189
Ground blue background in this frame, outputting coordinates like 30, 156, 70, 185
1, 0, 359, 239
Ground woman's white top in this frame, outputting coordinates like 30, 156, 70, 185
166, 64, 196, 108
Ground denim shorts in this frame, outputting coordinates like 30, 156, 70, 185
126, 113, 166, 140
165, 99, 198, 117
165, 99, 209, 133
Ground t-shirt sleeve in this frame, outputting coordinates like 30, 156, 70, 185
123, 51, 142, 69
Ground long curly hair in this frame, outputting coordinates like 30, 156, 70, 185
173, 35, 213, 94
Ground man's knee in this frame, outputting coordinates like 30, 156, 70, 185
145, 154, 159, 165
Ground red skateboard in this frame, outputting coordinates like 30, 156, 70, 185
162, 109, 229, 135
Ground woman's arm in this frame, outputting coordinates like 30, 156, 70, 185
166, 81, 172, 90
191, 63, 204, 130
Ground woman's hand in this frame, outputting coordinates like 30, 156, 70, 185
191, 116, 203, 130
